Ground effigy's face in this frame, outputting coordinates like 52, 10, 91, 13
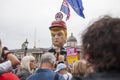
51, 30, 66, 48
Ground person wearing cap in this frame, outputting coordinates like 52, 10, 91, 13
49, 13, 67, 63
55, 63, 72, 80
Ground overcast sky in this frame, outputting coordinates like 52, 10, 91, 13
0, 0, 120, 49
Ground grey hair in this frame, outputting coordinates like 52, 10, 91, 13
40, 52, 56, 64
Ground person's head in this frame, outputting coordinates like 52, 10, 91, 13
40, 52, 56, 70
49, 20, 67, 48
72, 60, 87, 76
82, 15, 120, 72
55, 63, 67, 74
21, 55, 35, 73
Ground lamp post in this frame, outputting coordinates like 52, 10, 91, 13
24, 39, 29, 56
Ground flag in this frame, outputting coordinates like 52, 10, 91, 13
60, 0, 70, 20
67, 0, 85, 18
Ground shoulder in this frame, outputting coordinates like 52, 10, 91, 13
16, 69, 31, 78
48, 48, 55, 52
0, 60, 12, 74
72, 75, 83, 80
67, 72, 73, 80
67, 72, 72, 77
84, 72, 99, 80
84, 72, 120, 80
0, 60, 12, 67
26, 73, 37, 80
0, 72, 19, 80
58, 74, 65, 80
27, 69, 56, 80
54, 73, 65, 80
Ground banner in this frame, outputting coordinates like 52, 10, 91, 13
66, 48, 76, 56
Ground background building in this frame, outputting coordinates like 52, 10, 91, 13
11, 33, 83, 62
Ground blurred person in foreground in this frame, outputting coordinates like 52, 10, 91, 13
26, 52, 65, 80
82, 16, 120, 80
0, 40, 20, 80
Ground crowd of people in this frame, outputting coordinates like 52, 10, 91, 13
0, 15, 120, 80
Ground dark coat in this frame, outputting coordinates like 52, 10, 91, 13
48, 47, 67, 61
16, 68, 32, 80
84, 72, 120, 80
71, 75, 83, 80
26, 69, 65, 80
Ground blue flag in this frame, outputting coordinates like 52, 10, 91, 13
60, 0, 70, 20
67, 0, 85, 18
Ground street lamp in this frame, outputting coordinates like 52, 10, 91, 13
24, 39, 29, 56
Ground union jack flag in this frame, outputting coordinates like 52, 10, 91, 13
60, 0, 70, 20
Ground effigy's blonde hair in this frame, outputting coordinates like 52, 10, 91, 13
21, 55, 35, 73
50, 27, 67, 38
72, 60, 87, 76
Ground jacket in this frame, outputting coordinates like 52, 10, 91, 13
84, 72, 120, 80
16, 68, 32, 80
71, 75, 83, 80
26, 68, 65, 80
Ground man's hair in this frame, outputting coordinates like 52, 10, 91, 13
40, 52, 56, 65
82, 15, 120, 72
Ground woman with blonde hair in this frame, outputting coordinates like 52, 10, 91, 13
16, 55, 35, 80
71, 60, 87, 80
